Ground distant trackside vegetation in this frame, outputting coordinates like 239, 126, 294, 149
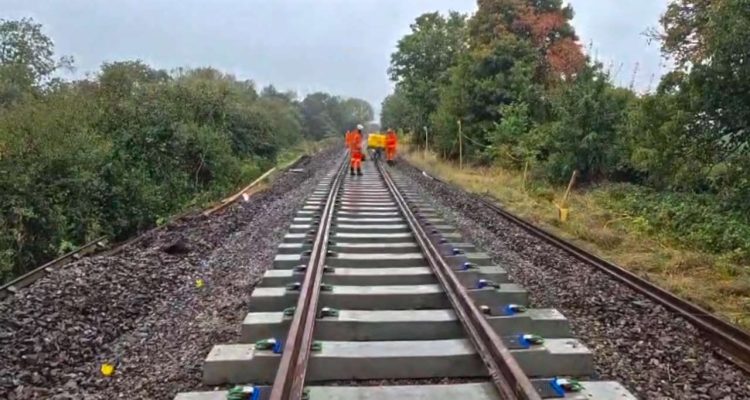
0, 18, 374, 283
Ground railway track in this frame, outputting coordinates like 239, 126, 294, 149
0, 237, 108, 300
412, 166, 750, 374
175, 155, 636, 400
0, 155, 308, 302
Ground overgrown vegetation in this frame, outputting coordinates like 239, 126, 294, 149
383, 1, 750, 268
407, 150, 750, 328
0, 18, 372, 283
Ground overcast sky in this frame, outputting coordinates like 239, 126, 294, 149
2, 0, 669, 115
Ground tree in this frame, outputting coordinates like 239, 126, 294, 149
261, 84, 297, 103
623, 84, 696, 189
99, 61, 169, 99
658, 0, 715, 69
259, 86, 302, 148
389, 12, 468, 133
528, 65, 635, 182
0, 18, 361, 285
470, 0, 584, 81
0, 18, 72, 106
338, 98, 374, 129
380, 88, 420, 132
300, 93, 340, 139
300, 93, 373, 139
682, 1, 750, 154
645, 0, 750, 211
431, 34, 542, 159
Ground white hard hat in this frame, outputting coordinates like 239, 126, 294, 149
357, 124, 364, 130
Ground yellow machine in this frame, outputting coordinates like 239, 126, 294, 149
367, 133, 386, 160
367, 133, 386, 150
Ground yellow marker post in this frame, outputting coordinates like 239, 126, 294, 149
558, 206, 570, 222
101, 363, 115, 377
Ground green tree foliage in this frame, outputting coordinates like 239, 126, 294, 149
0, 18, 373, 282
638, 0, 750, 211
658, 0, 714, 69
300, 92, 373, 140
0, 18, 72, 106
389, 12, 468, 132
470, 0, 584, 80
383, 0, 750, 258
529, 66, 635, 182
380, 88, 420, 132
431, 35, 541, 160
260, 85, 303, 149
300, 93, 339, 140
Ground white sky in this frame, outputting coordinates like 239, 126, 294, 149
1, 0, 669, 113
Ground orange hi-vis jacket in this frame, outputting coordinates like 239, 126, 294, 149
345, 131, 352, 149
350, 131, 363, 156
385, 131, 397, 149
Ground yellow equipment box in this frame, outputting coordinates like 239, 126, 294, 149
367, 133, 386, 149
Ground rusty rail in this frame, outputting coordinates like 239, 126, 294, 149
204, 154, 309, 216
415, 166, 750, 373
0, 237, 107, 300
0, 155, 312, 301
269, 156, 347, 400
377, 160, 543, 400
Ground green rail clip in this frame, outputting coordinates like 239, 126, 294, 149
319, 307, 339, 318
521, 334, 545, 345
226, 385, 259, 400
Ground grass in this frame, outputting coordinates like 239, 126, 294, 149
404, 149, 750, 330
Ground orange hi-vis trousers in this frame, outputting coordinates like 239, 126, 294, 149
350, 150, 362, 169
386, 146, 396, 161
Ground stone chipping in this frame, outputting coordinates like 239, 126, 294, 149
0, 147, 341, 399
391, 161, 750, 400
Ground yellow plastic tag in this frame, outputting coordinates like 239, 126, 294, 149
195, 278, 205, 288
101, 363, 115, 377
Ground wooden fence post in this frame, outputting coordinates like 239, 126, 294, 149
558, 170, 579, 222
458, 119, 463, 170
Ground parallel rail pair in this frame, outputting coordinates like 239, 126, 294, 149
414, 167, 750, 373
272, 156, 541, 400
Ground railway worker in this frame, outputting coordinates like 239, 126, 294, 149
345, 130, 352, 149
349, 125, 364, 176
385, 128, 398, 165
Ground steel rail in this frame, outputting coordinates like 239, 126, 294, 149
377, 160, 543, 400
269, 155, 348, 400
415, 166, 750, 373
204, 154, 309, 216
0, 237, 107, 299
0, 156, 312, 301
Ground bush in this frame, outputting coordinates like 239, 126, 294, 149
0, 19, 378, 283
604, 184, 750, 263
0, 64, 300, 283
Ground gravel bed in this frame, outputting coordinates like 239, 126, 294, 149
0, 147, 341, 400
392, 161, 750, 400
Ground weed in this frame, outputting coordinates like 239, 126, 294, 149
572, 225, 623, 250
720, 279, 750, 297
406, 149, 750, 330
